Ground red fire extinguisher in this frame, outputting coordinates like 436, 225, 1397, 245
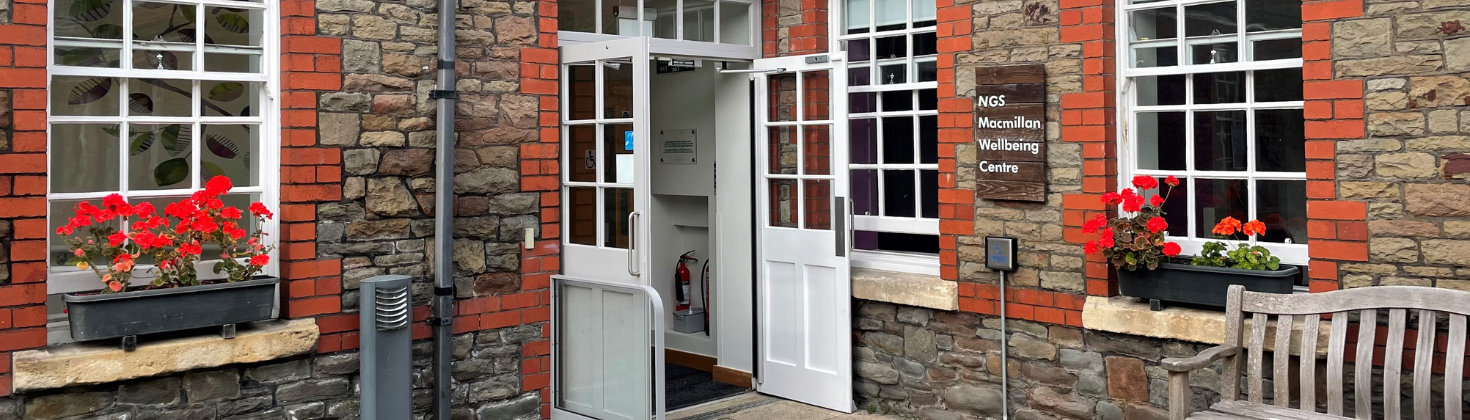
674, 251, 696, 312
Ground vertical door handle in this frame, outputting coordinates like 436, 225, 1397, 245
627, 211, 641, 276
834, 197, 846, 257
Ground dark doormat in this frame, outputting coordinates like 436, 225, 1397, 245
666, 363, 749, 411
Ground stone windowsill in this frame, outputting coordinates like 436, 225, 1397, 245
12, 319, 320, 393
1081, 296, 1330, 354
852, 268, 958, 311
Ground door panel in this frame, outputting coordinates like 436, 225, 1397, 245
553, 276, 665, 420
753, 54, 853, 413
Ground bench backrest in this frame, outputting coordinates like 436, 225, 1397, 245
1222, 284, 1470, 420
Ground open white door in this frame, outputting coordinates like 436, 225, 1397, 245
752, 53, 853, 413
552, 275, 665, 420
561, 37, 652, 286
555, 38, 664, 420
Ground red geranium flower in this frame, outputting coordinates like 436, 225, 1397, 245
108, 232, 129, 246
1132, 175, 1158, 190
1162, 242, 1181, 257
249, 202, 274, 219
250, 254, 270, 266
1122, 194, 1144, 213
1098, 228, 1115, 248
205, 176, 233, 195
1101, 192, 1122, 205
221, 207, 243, 219
1083, 241, 1099, 254
1165, 175, 1180, 187
1149, 195, 1164, 207
1146, 216, 1168, 233
1082, 214, 1108, 234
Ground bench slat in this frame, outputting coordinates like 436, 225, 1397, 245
1412, 310, 1436, 420
1448, 314, 1466, 420
1354, 309, 1376, 420
1249, 312, 1268, 403
1241, 286, 1470, 316
1274, 314, 1293, 407
1326, 312, 1347, 416
1211, 400, 1353, 420
1382, 309, 1405, 420
1221, 286, 1246, 403
1301, 314, 1320, 412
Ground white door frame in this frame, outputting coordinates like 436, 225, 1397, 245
560, 37, 653, 287
751, 52, 854, 413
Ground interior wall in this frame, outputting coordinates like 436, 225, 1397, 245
713, 62, 754, 374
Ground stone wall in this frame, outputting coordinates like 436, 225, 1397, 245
0, 327, 541, 419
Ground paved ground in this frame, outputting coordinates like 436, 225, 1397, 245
668, 393, 902, 420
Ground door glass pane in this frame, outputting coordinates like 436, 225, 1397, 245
561, 0, 597, 32
603, 0, 645, 36
769, 126, 798, 174
769, 73, 797, 121
1135, 112, 1186, 170
804, 180, 832, 230
883, 169, 915, 217
769, 179, 798, 227
130, 124, 193, 190
684, 0, 715, 41
1255, 180, 1307, 244
604, 60, 635, 119
568, 187, 597, 245
1255, 109, 1305, 173
1194, 178, 1249, 237
52, 77, 121, 116
50, 124, 121, 194
719, 1, 751, 45
1194, 110, 1248, 171
604, 188, 634, 248
803, 125, 832, 175
604, 124, 635, 183
802, 71, 830, 121
568, 63, 596, 121
649, 0, 677, 39
569, 125, 597, 182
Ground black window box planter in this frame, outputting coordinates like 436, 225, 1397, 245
1117, 263, 1299, 310
64, 277, 280, 349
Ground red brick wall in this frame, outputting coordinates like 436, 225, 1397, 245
0, 0, 50, 397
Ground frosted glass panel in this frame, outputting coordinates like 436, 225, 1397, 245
555, 277, 657, 420
719, 1, 752, 45
875, 0, 904, 27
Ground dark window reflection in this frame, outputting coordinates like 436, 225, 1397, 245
1185, 2, 1236, 37
1194, 110, 1248, 171
855, 231, 939, 252
1256, 180, 1307, 244
848, 39, 871, 62
850, 118, 877, 164
919, 89, 937, 110
1194, 72, 1246, 104
1156, 177, 1189, 237
1190, 42, 1236, 64
881, 90, 913, 112
920, 170, 937, 218
876, 35, 907, 59
1255, 68, 1303, 102
882, 116, 914, 164
1246, 0, 1300, 32
1255, 109, 1305, 172
883, 169, 916, 217
1137, 112, 1187, 170
919, 115, 937, 164
1194, 178, 1249, 238
1253, 38, 1302, 60
852, 169, 878, 215
851, 92, 877, 113
1137, 75, 1186, 106
913, 32, 937, 56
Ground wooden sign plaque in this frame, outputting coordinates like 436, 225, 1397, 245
973, 64, 1047, 202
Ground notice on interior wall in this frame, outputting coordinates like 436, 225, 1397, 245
659, 129, 697, 164
974, 64, 1048, 202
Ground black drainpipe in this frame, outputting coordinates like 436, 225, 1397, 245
429, 0, 458, 416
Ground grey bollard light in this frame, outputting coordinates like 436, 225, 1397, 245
360, 275, 413, 419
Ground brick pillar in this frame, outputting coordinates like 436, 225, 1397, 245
1057, 0, 1118, 298
278, 6, 350, 352
762, 0, 828, 57
521, 4, 561, 417
1300, 0, 1368, 293
0, 0, 50, 397
935, 0, 973, 285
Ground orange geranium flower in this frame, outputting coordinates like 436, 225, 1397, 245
1243, 220, 1267, 237
1212, 217, 1242, 236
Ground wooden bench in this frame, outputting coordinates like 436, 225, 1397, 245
1162, 285, 1468, 420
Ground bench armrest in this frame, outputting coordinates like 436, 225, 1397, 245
1161, 345, 1238, 372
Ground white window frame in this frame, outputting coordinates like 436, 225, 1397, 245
555, 0, 760, 59
837, 0, 940, 274
45, 0, 282, 295
1115, 0, 1307, 265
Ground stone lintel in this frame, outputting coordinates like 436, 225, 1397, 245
853, 268, 958, 311
1081, 296, 1330, 354
13, 319, 320, 392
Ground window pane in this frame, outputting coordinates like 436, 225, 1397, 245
1193, 72, 1246, 104
1135, 112, 1186, 171
134, 3, 196, 44
1184, 2, 1236, 37
131, 124, 193, 190
1246, 0, 1300, 32
804, 126, 832, 175
52, 77, 121, 116
567, 63, 596, 121
856, 232, 938, 253
1152, 177, 1189, 237
918, 89, 937, 110
920, 169, 937, 218
684, 0, 715, 41
650, 0, 679, 38
912, 0, 936, 23
852, 169, 878, 216
802, 70, 831, 121
915, 60, 937, 82
1253, 38, 1302, 61
769, 73, 797, 121
604, 123, 635, 182
133, 48, 193, 70
1135, 75, 1186, 106
602, 0, 642, 35
1256, 180, 1307, 244
850, 92, 876, 113
561, 0, 597, 32
1131, 46, 1179, 68
568, 125, 596, 182
846, 0, 870, 31
804, 180, 832, 230
50, 124, 121, 193
51, 199, 103, 265
56, 46, 122, 68
1130, 8, 1177, 42
1254, 68, 1303, 102
875, 0, 904, 27
54, 0, 124, 39
719, 1, 751, 45
604, 188, 634, 248
1194, 178, 1249, 238
876, 35, 907, 59
851, 119, 877, 164
1189, 42, 1237, 65
883, 170, 916, 217
1254, 109, 1305, 172
202, 81, 261, 117
201, 124, 259, 187
913, 32, 937, 57
848, 39, 871, 62
919, 115, 937, 164
1194, 110, 1248, 171
133, 79, 192, 117
881, 116, 914, 164
604, 61, 634, 119
568, 187, 596, 245
879, 63, 907, 84
850, 66, 872, 87
769, 179, 798, 227
881, 91, 912, 112
769, 126, 798, 174
203, 52, 261, 73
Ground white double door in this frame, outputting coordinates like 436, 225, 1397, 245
551, 38, 852, 420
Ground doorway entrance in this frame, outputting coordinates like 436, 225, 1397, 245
551, 37, 853, 420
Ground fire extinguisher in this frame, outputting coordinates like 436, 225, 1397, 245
674, 251, 696, 313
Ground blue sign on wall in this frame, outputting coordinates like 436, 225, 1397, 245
624, 131, 635, 150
